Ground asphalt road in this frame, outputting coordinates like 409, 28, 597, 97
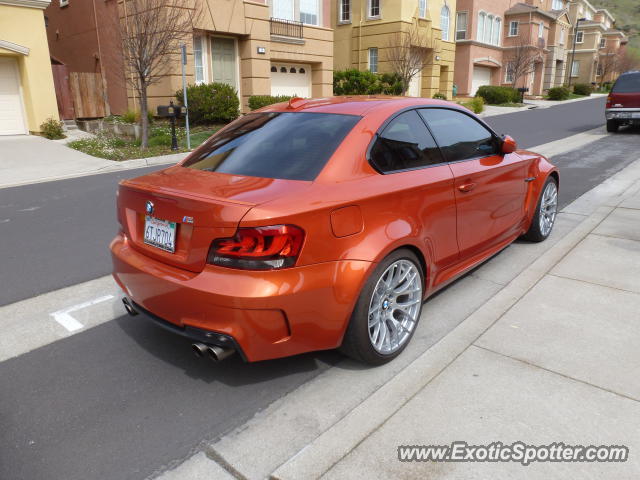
2, 96, 640, 480
0, 97, 608, 307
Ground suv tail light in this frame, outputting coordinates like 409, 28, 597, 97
606, 95, 613, 108
208, 225, 305, 270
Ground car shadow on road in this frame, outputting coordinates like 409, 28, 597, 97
114, 314, 343, 386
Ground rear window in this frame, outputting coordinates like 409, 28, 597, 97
612, 73, 640, 93
182, 112, 361, 181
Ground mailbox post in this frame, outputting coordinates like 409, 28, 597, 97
157, 101, 187, 151
517, 87, 529, 104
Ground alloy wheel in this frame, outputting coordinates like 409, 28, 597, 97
539, 181, 558, 237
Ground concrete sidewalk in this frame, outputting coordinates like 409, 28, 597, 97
0, 135, 186, 189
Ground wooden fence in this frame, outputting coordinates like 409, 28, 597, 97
69, 72, 107, 119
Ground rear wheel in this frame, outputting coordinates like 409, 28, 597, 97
522, 177, 558, 242
607, 119, 619, 133
340, 249, 424, 365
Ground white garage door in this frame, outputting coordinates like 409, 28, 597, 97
270, 63, 311, 98
471, 66, 492, 96
0, 57, 27, 135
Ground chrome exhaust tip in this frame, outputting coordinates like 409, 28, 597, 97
122, 297, 138, 316
192, 343, 209, 358
207, 345, 235, 362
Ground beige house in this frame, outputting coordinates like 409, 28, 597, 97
566, 0, 627, 85
126, 0, 334, 113
332, 0, 456, 99
0, 0, 59, 134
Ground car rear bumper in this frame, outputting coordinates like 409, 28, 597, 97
605, 108, 640, 121
110, 232, 372, 362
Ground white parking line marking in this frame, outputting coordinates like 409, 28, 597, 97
50, 295, 115, 332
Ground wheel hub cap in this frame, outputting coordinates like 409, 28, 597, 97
539, 181, 558, 237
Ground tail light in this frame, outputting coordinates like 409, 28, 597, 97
208, 225, 305, 270
606, 95, 613, 108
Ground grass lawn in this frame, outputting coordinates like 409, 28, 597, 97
68, 125, 221, 161
494, 102, 526, 107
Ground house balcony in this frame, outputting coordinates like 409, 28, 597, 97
270, 18, 305, 45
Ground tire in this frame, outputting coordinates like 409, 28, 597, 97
607, 120, 619, 133
522, 177, 558, 242
340, 249, 424, 365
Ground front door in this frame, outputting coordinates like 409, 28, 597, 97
419, 108, 527, 257
211, 37, 237, 90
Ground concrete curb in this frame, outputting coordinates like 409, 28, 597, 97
270, 204, 614, 479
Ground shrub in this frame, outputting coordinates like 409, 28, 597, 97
475, 85, 520, 105
333, 69, 405, 96
459, 96, 485, 114
40, 117, 65, 140
248, 95, 293, 110
377, 72, 404, 95
573, 83, 592, 96
119, 109, 154, 125
547, 86, 571, 101
175, 82, 240, 125
433, 92, 447, 100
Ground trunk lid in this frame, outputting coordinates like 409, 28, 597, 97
608, 92, 640, 109
117, 166, 310, 272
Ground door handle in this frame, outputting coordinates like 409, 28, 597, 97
457, 182, 477, 193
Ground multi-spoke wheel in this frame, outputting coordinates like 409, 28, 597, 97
523, 177, 558, 242
341, 249, 424, 365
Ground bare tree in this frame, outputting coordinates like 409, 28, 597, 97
597, 47, 621, 85
385, 25, 433, 95
618, 49, 640, 74
505, 39, 540, 89
118, 0, 197, 148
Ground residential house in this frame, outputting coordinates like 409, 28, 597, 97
454, 0, 572, 97
0, 0, 59, 135
45, 0, 333, 116
332, 0, 457, 99
566, 1, 627, 85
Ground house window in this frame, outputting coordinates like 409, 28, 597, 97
193, 36, 206, 84
368, 47, 378, 73
585, 10, 592, 20
505, 62, 515, 83
576, 31, 583, 43
600, 37, 606, 48
441, 6, 450, 41
482, 14, 494, 43
418, 0, 426, 18
571, 60, 580, 77
538, 22, 544, 38
597, 64, 603, 76
273, 0, 294, 20
300, 0, 319, 25
559, 28, 565, 45
368, 0, 380, 18
492, 18, 501, 45
552, 0, 563, 10
339, 0, 351, 22
477, 12, 486, 42
509, 21, 518, 37
456, 12, 467, 40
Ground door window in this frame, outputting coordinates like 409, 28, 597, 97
419, 108, 499, 162
369, 110, 444, 172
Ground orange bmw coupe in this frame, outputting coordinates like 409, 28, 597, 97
111, 97, 558, 365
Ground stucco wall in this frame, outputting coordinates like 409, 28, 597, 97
0, 3, 59, 132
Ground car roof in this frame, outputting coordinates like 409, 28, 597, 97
256, 96, 465, 117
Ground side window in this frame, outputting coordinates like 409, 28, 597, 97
369, 110, 444, 173
418, 109, 499, 162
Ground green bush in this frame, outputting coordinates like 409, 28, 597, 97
573, 83, 592, 96
120, 109, 154, 125
433, 92, 447, 100
40, 117, 65, 140
475, 85, 520, 105
175, 82, 240, 125
333, 69, 404, 95
459, 96, 485, 114
547, 86, 571, 100
248, 95, 293, 110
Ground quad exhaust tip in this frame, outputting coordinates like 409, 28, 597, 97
192, 342, 235, 362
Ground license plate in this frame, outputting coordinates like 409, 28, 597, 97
144, 216, 177, 253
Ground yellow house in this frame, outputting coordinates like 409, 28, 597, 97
0, 0, 59, 135
332, 0, 456, 99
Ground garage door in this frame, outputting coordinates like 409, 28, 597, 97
270, 63, 311, 98
471, 66, 492, 96
0, 57, 27, 135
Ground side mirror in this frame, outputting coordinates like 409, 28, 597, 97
501, 135, 517, 154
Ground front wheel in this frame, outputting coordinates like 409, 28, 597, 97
607, 119, 619, 133
522, 177, 558, 242
340, 249, 424, 365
